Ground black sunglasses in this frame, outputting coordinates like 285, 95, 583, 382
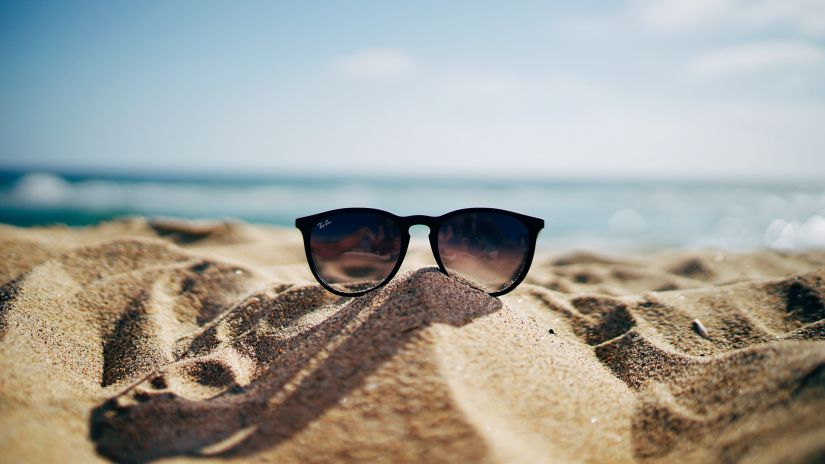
295, 208, 544, 297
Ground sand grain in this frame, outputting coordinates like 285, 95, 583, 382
1, 219, 824, 463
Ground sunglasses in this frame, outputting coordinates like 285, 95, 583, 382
295, 208, 544, 297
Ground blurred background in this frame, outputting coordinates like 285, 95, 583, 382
1, 1, 824, 250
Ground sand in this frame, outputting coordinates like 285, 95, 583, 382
1, 218, 824, 463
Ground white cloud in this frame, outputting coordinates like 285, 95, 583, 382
639, 0, 731, 31
733, 0, 825, 37
687, 41, 825, 78
332, 48, 416, 79
636, 0, 825, 37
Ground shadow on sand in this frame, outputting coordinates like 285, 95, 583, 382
90, 267, 501, 463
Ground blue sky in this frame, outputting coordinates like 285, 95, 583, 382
1, 0, 824, 179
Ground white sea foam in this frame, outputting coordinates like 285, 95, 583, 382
3, 172, 825, 250
608, 208, 647, 235
765, 215, 825, 250
8, 172, 375, 217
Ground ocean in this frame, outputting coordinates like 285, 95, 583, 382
1, 169, 823, 251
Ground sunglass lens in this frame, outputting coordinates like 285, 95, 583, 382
309, 212, 402, 294
437, 211, 531, 293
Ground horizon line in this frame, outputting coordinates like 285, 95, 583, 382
0, 161, 823, 186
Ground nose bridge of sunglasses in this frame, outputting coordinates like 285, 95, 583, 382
400, 224, 439, 272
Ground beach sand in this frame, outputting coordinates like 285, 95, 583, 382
1, 218, 824, 463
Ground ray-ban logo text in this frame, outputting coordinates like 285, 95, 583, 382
317, 219, 332, 229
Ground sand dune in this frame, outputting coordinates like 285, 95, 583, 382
1, 218, 824, 463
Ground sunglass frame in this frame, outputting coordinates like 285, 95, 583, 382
295, 207, 544, 297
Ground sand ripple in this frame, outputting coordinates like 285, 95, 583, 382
0, 219, 824, 463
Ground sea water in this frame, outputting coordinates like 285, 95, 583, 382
1, 169, 823, 251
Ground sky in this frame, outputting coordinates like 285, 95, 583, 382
1, 0, 824, 179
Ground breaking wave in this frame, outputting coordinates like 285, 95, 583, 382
2, 171, 824, 250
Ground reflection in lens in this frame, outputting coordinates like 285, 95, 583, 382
309, 212, 402, 293
437, 212, 530, 293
